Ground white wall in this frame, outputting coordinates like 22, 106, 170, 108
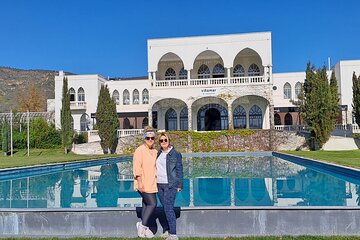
272, 72, 305, 108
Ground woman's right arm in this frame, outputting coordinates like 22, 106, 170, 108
133, 149, 145, 192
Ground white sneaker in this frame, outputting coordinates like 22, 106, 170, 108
136, 221, 145, 238
143, 226, 154, 238
160, 231, 169, 238
166, 234, 178, 240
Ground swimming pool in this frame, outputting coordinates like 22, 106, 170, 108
0, 153, 359, 208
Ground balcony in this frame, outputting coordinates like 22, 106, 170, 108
70, 101, 87, 110
153, 76, 268, 88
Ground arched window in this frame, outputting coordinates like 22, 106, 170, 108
198, 64, 210, 79
123, 118, 130, 129
283, 82, 292, 99
180, 107, 188, 130
80, 113, 90, 131
249, 105, 262, 129
165, 108, 177, 130
78, 87, 85, 101
233, 105, 246, 129
123, 89, 130, 105
133, 89, 139, 104
233, 64, 245, 77
112, 90, 120, 105
142, 89, 149, 104
165, 68, 176, 80
295, 82, 302, 99
248, 64, 260, 76
142, 117, 148, 128
274, 113, 281, 125
69, 88, 75, 102
179, 68, 187, 79
285, 113, 293, 125
212, 63, 225, 78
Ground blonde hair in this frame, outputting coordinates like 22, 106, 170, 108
143, 126, 155, 133
159, 133, 171, 145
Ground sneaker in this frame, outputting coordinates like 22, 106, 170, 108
136, 221, 145, 238
143, 226, 155, 238
160, 231, 169, 238
166, 234, 178, 240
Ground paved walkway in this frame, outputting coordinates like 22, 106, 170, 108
323, 136, 359, 150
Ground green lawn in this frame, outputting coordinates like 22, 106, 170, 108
0, 149, 123, 169
284, 150, 360, 169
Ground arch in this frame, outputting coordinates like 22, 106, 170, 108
123, 117, 130, 129
69, 88, 76, 102
165, 108, 177, 130
133, 89, 139, 104
295, 82, 302, 99
233, 105, 246, 129
197, 104, 228, 131
77, 87, 85, 102
274, 113, 281, 125
179, 68, 187, 79
180, 107, 188, 130
283, 82, 292, 99
197, 64, 210, 79
248, 64, 260, 76
123, 89, 130, 105
212, 63, 225, 78
285, 113, 293, 125
165, 68, 176, 80
233, 64, 245, 77
80, 113, 90, 131
142, 88, 149, 104
249, 105, 262, 129
142, 117, 148, 128
112, 90, 120, 105
233, 48, 263, 76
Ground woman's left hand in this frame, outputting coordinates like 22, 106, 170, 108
177, 188, 182, 192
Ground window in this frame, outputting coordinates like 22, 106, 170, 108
283, 82, 292, 99
69, 88, 75, 102
295, 82, 302, 99
233, 64, 245, 77
165, 68, 176, 80
212, 63, 225, 78
180, 107, 188, 130
123, 89, 130, 105
80, 113, 90, 131
248, 64, 260, 76
198, 64, 210, 79
78, 87, 85, 102
274, 113, 281, 125
123, 117, 130, 129
165, 108, 177, 130
233, 105, 246, 129
249, 105, 262, 129
285, 113, 293, 125
179, 68, 187, 79
133, 89, 139, 104
142, 117, 148, 128
112, 90, 120, 105
142, 89, 149, 104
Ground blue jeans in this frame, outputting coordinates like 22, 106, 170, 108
157, 183, 177, 235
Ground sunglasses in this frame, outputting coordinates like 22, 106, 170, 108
145, 137, 155, 140
159, 139, 168, 143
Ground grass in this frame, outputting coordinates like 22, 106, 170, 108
284, 150, 360, 169
0, 148, 123, 169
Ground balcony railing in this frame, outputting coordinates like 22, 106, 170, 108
154, 76, 267, 88
70, 101, 87, 109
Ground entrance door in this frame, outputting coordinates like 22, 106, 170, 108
205, 108, 221, 131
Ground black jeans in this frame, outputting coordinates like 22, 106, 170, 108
138, 191, 157, 227
157, 183, 177, 234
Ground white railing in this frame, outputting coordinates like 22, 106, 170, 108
274, 125, 306, 132
154, 76, 267, 88
117, 129, 144, 138
70, 101, 87, 109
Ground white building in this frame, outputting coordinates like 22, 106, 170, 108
54, 32, 360, 133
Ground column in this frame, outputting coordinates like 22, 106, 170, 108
227, 68, 231, 84
177, 109, 180, 130
187, 104, 192, 131
187, 69, 191, 86
148, 108, 153, 128
227, 102, 233, 130
269, 104, 274, 129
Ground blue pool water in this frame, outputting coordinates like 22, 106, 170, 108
0, 153, 359, 208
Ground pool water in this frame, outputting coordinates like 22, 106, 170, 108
0, 154, 359, 208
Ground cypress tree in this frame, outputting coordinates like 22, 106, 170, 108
352, 72, 360, 127
60, 77, 72, 154
96, 85, 119, 154
329, 71, 340, 123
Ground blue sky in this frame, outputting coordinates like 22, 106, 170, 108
1, 0, 359, 77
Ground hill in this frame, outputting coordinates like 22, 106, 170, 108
0, 67, 59, 112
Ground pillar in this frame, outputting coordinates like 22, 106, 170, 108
187, 104, 192, 131
148, 108, 153, 128
227, 102, 233, 130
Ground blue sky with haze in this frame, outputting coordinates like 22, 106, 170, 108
1, 0, 359, 77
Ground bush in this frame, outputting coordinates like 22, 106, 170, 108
353, 133, 360, 139
74, 132, 88, 144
